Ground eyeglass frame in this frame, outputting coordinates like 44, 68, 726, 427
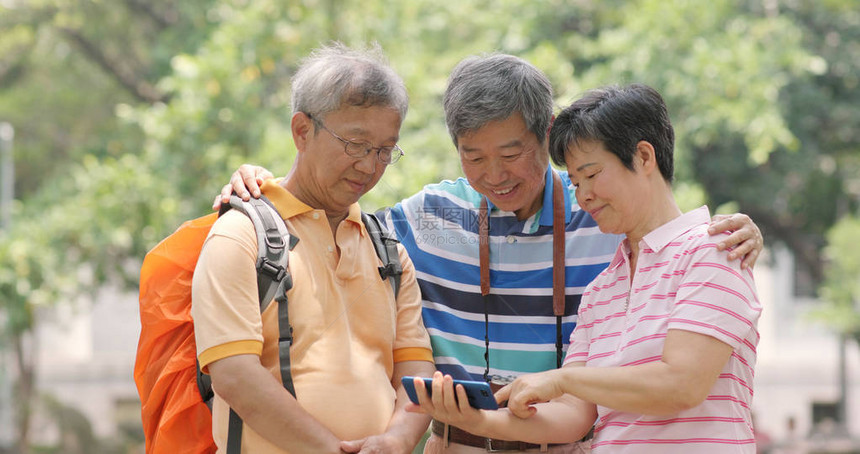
305, 113, 404, 165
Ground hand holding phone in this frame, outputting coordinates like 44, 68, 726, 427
401, 376, 498, 410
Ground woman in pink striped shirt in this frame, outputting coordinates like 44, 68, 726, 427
410, 84, 762, 453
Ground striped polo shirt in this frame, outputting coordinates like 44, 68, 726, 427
566, 206, 761, 453
382, 166, 622, 380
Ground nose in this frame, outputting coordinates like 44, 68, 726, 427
575, 183, 592, 205
354, 150, 380, 174
483, 158, 508, 185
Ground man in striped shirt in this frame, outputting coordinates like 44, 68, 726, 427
220, 55, 763, 453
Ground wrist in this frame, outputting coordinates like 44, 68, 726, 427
382, 426, 424, 453
554, 367, 575, 396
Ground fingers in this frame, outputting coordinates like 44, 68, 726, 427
212, 184, 235, 211
414, 376, 432, 411
249, 164, 275, 181
708, 213, 762, 269
707, 214, 736, 238
339, 438, 365, 453
228, 164, 269, 200
504, 380, 530, 418
221, 182, 234, 202
454, 383, 473, 413
215, 165, 271, 211
431, 373, 456, 412
741, 247, 760, 270
418, 372, 479, 423
726, 227, 762, 269
494, 384, 511, 405
212, 194, 222, 211
506, 388, 537, 419
230, 171, 253, 201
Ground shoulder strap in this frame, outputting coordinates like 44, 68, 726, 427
361, 211, 402, 300
217, 195, 297, 454
226, 195, 291, 312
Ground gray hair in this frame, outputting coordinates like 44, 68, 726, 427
290, 42, 408, 120
443, 53, 553, 147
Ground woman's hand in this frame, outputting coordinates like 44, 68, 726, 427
494, 369, 566, 419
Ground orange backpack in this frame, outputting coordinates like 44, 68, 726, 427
134, 196, 292, 454
134, 196, 401, 454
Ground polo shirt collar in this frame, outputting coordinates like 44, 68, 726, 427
606, 205, 712, 272
483, 165, 572, 226
261, 178, 366, 235
641, 205, 712, 253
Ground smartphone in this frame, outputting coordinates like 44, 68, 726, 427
401, 376, 498, 410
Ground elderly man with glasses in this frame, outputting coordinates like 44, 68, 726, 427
191, 43, 434, 454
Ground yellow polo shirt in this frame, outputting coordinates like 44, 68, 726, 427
192, 180, 433, 453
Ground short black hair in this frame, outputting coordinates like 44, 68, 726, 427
549, 84, 675, 182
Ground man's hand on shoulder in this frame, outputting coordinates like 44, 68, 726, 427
212, 164, 274, 210
707, 212, 763, 269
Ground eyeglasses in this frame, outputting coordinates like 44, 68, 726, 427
306, 113, 404, 165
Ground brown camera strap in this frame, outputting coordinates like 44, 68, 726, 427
478, 171, 567, 378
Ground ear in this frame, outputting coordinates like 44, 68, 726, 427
291, 112, 313, 153
635, 140, 658, 175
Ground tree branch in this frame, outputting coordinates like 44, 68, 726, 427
57, 27, 166, 104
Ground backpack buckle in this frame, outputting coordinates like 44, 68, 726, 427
378, 263, 396, 280
257, 257, 286, 281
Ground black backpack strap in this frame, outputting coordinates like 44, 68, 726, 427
226, 409, 243, 454
361, 211, 402, 299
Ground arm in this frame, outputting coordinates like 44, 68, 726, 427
341, 360, 436, 453
208, 354, 342, 453
407, 371, 596, 445
388, 360, 437, 448
708, 213, 763, 269
502, 329, 733, 418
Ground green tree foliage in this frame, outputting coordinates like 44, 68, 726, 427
687, 1, 860, 285
814, 216, 860, 340
0, 0, 859, 450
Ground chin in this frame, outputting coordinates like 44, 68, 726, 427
488, 195, 526, 212
595, 222, 621, 235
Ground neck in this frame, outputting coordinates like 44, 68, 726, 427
626, 184, 681, 253
514, 180, 547, 221
282, 171, 349, 236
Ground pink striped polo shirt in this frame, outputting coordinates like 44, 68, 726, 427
565, 206, 761, 453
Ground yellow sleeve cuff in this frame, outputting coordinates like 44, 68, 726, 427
393, 347, 434, 364
198, 340, 263, 374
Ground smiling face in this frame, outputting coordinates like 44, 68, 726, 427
457, 114, 550, 220
290, 105, 401, 218
566, 139, 652, 238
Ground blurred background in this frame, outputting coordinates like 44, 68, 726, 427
0, 0, 858, 453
